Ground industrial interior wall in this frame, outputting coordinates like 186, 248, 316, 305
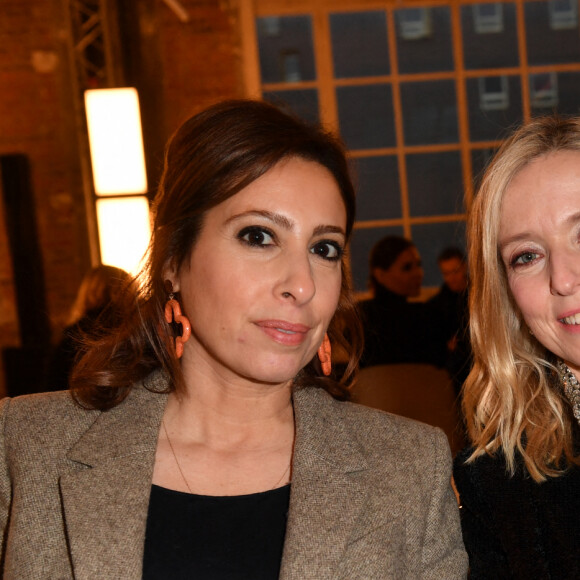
0, 0, 242, 396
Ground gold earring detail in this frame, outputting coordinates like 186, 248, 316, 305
317, 333, 332, 376
164, 291, 191, 358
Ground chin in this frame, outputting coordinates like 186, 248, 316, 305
242, 362, 304, 387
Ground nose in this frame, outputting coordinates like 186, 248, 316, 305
549, 251, 580, 296
275, 251, 316, 304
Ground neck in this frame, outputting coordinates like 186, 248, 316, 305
165, 370, 294, 451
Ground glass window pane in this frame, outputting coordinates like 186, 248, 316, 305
466, 75, 522, 141
471, 147, 498, 190
350, 226, 404, 293
531, 72, 580, 115
262, 90, 319, 124
337, 85, 395, 149
406, 152, 464, 216
396, 7, 454, 73
462, 3, 519, 69
351, 156, 401, 221
411, 222, 466, 286
525, 0, 580, 65
400, 80, 458, 145
330, 11, 390, 78
257, 16, 316, 83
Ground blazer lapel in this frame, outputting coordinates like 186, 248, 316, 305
280, 388, 369, 580
59, 380, 168, 580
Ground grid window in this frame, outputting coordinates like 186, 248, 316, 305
395, 7, 454, 73
248, 0, 580, 292
467, 75, 523, 141
462, 3, 519, 69
330, 11, 390, 78
256, 16, 316, 83
351, 156, 401, 221
337, 84, 396, 150
406, 152, 464, 217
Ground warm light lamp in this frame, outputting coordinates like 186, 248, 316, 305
84, 87, 151, 275
96, 197, 151, 276
85, 88, 148, 195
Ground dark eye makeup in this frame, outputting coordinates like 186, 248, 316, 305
236, 225, 343, 262
237, 226, 276, 247
310, 240, 343, 262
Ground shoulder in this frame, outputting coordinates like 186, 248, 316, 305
342, 398, 450, 461
454, 447, 520, 486
454, 448, 508, 486
0, 390, 91, 425
0, 391, 99, 452
453, 448, 539, 520
343, 394, 444, 438
0, 374, 167, 455
294, 386, 449, 464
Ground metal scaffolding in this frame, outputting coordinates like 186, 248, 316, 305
62, 0, 124, 265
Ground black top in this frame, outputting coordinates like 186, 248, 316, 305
453, 446, 580, 579
358, 285, 448, 368
428, 285, 472, 395
142, 484, 291, 580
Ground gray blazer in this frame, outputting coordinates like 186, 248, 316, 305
0, 371, 467, 579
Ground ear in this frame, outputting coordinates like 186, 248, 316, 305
162, 259, 180, 293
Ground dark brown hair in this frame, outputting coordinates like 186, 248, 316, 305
67, 265, 131, 325
71, 99, 363, 409
368, 235, 415, 291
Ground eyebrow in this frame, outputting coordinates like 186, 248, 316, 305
499, 211, 580, 251
225, 210, 346, 237
498, 232, 533, 252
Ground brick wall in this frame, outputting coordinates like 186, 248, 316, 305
0, 0, 241, 396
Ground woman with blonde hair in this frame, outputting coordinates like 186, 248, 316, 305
454, 116, 580, 578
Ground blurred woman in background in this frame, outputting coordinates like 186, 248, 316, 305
359, 235, 447, 368
45, 264, 131, 391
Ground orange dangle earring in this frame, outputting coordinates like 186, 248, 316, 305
164, 281, 191, 358
317, 333, 332, 376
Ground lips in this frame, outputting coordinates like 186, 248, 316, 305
254, 320, 311, 346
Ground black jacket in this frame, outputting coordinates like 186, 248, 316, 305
358, 285, 448, 368
453, 445, 580, 579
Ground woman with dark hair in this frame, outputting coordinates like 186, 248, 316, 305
45, 264, 132, 391
0, 100, 466, 578
359, 235, 447, 368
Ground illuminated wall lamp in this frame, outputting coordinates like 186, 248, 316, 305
96, 197, 151, 276
85, 88, 151, 275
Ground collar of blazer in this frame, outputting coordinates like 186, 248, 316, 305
60, 372, 377, 579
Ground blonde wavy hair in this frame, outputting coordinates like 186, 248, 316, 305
464, 115, 580, 482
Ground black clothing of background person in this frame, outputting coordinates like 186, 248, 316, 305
453, 442, 580, 579
428, 284, 472, 396
428, 283, 465, 346
359, 285, 448, 368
